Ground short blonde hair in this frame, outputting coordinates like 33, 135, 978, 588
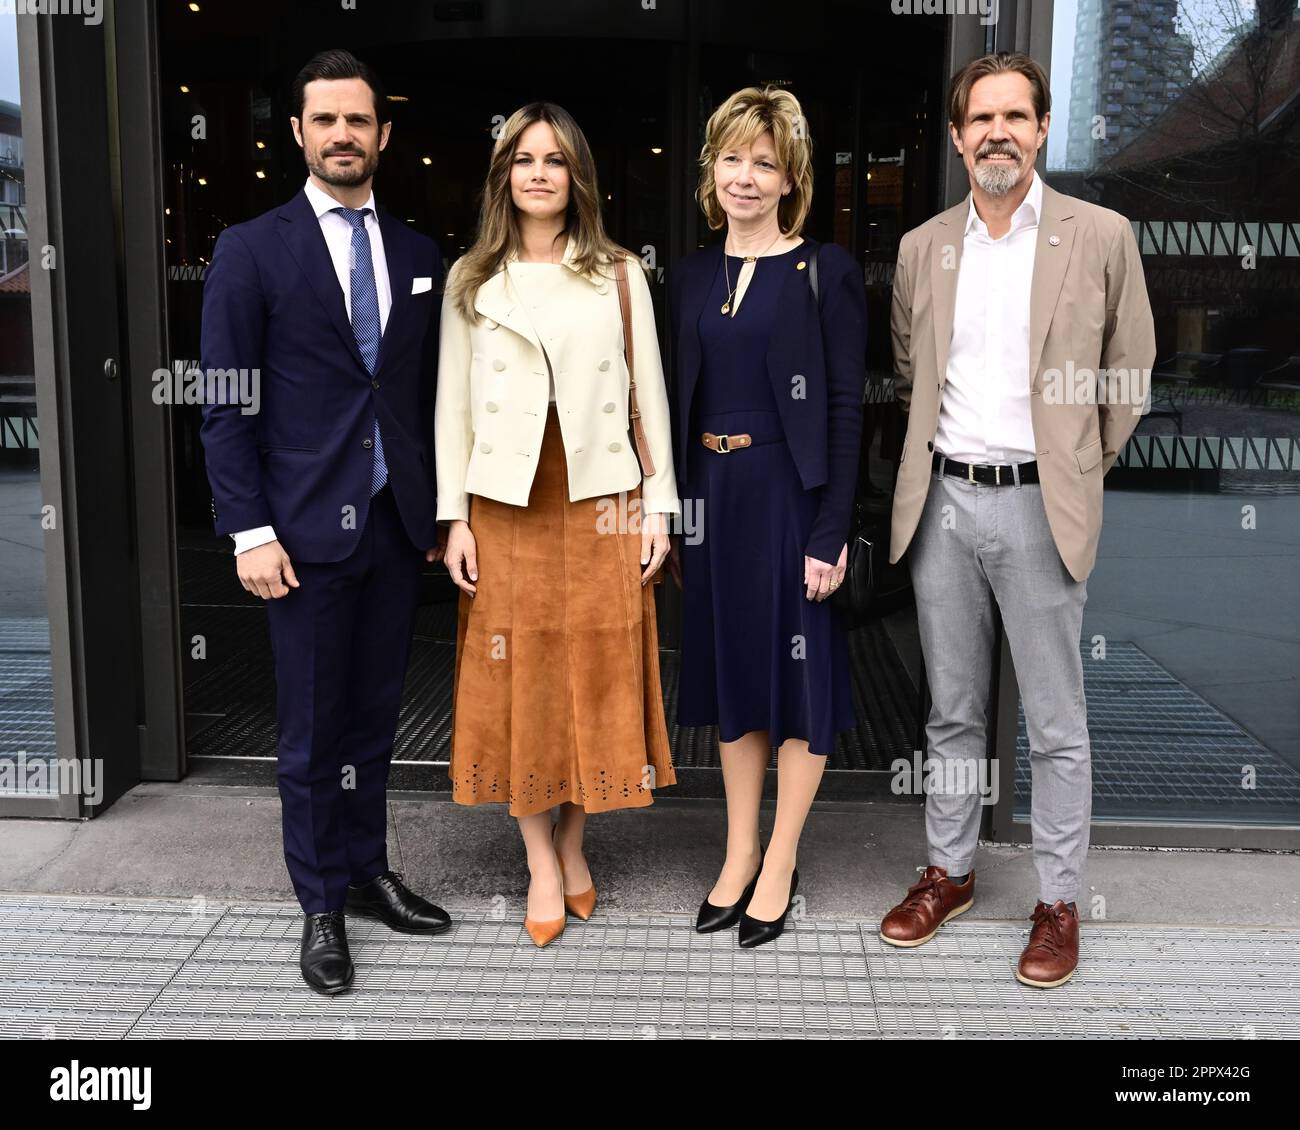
696, 86, 813, 236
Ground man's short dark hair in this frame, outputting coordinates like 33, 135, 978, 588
290, 49, 389, 125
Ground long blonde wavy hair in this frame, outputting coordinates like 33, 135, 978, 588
446, 102, 628, 321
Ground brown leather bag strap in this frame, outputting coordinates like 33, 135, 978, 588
613, 256, 656, 477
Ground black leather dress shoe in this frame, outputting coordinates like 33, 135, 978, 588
300, 911, 354, 995
344, 870, 452, 935
695, 851, 765, 934
738, 867, 799, 949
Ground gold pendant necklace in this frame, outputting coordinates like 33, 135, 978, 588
722, 232, 782, 315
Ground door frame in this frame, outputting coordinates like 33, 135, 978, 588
1, 7, 150, 818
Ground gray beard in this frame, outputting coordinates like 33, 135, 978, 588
308, 150, 379, 187
973, 160, 1022, 196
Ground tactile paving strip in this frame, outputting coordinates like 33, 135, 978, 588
1, 895, 1296, 1039
0, 897, 225, 1038
1015, 642, 1300, 821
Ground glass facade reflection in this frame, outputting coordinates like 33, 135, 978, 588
0, 12, 55, 799
1037, 0, 1300, 823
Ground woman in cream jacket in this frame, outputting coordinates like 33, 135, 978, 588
434, 102, 679, 947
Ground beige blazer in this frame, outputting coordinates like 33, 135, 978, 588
889, 182, 1155, 582
434, 240, 680, 522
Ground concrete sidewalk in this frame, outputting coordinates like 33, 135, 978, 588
1, 783, 1298, 1038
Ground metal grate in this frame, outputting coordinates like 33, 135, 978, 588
0, 617, 56, 769
1014, 643, 1300, 822
180, 532, 918, 777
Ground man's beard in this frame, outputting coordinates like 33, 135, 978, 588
972, 143, 1025, 196
307, 146, 379, 187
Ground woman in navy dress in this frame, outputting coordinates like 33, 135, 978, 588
668, 85, 866, 947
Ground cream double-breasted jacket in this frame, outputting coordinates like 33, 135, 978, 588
434, 240, 680, 522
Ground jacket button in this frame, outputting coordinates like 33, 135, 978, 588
602, 401, 615, 412
493, 359, 506, 371
371, 379, 380, 389
598, 359, 611, 371
362, 438, 373, 450
608, 441, 621, 452
486, 401, 499, 412
479, 442, 493, 454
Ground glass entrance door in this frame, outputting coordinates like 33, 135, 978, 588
155, 0, 948, 796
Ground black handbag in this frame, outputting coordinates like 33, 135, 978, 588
831, 498, 902, 627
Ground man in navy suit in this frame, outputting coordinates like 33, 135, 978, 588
199, 49, 450, 994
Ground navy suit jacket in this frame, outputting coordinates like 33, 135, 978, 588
668, 237, 867, 564
199, 188, 443, 562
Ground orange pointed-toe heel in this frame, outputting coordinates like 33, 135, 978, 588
523, 912, 566, 947
558, 861, 596, 920
524, 845, 567, 947
553, 827, 597, 921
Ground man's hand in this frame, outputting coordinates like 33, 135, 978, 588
236, 540, 299, 600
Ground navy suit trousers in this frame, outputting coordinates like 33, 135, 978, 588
265, 484, 423, 913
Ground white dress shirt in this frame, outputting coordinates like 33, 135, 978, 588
933, 169, 1041, 466
232, 178, 393, 555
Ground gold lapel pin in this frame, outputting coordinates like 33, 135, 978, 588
796, 261, 807, 270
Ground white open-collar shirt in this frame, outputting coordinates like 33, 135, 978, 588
933, 168, 1042, 466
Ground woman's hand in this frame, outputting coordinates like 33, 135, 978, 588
640, 510, 671, 585
444, 519, 479, 596
804, 542, 847, 602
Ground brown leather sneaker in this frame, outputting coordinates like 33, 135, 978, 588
1016, 899, 1080, 988
878, 865, 975, 947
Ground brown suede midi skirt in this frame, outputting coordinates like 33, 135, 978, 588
449, 405, 676, 817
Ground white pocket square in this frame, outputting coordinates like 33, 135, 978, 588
411, 276, 433, 294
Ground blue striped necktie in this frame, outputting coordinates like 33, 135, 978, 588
332, 206, 387, 497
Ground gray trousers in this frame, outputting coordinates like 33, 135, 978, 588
907, 467, 1091, 904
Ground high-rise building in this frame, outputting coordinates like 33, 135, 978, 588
1065, 0, 1194, 170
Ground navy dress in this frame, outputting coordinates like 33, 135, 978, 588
677, 245, 855, 756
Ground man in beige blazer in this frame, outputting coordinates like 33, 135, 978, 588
878, 53, 1155, 988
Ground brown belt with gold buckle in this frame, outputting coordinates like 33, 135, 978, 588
701, 432, 753, 453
